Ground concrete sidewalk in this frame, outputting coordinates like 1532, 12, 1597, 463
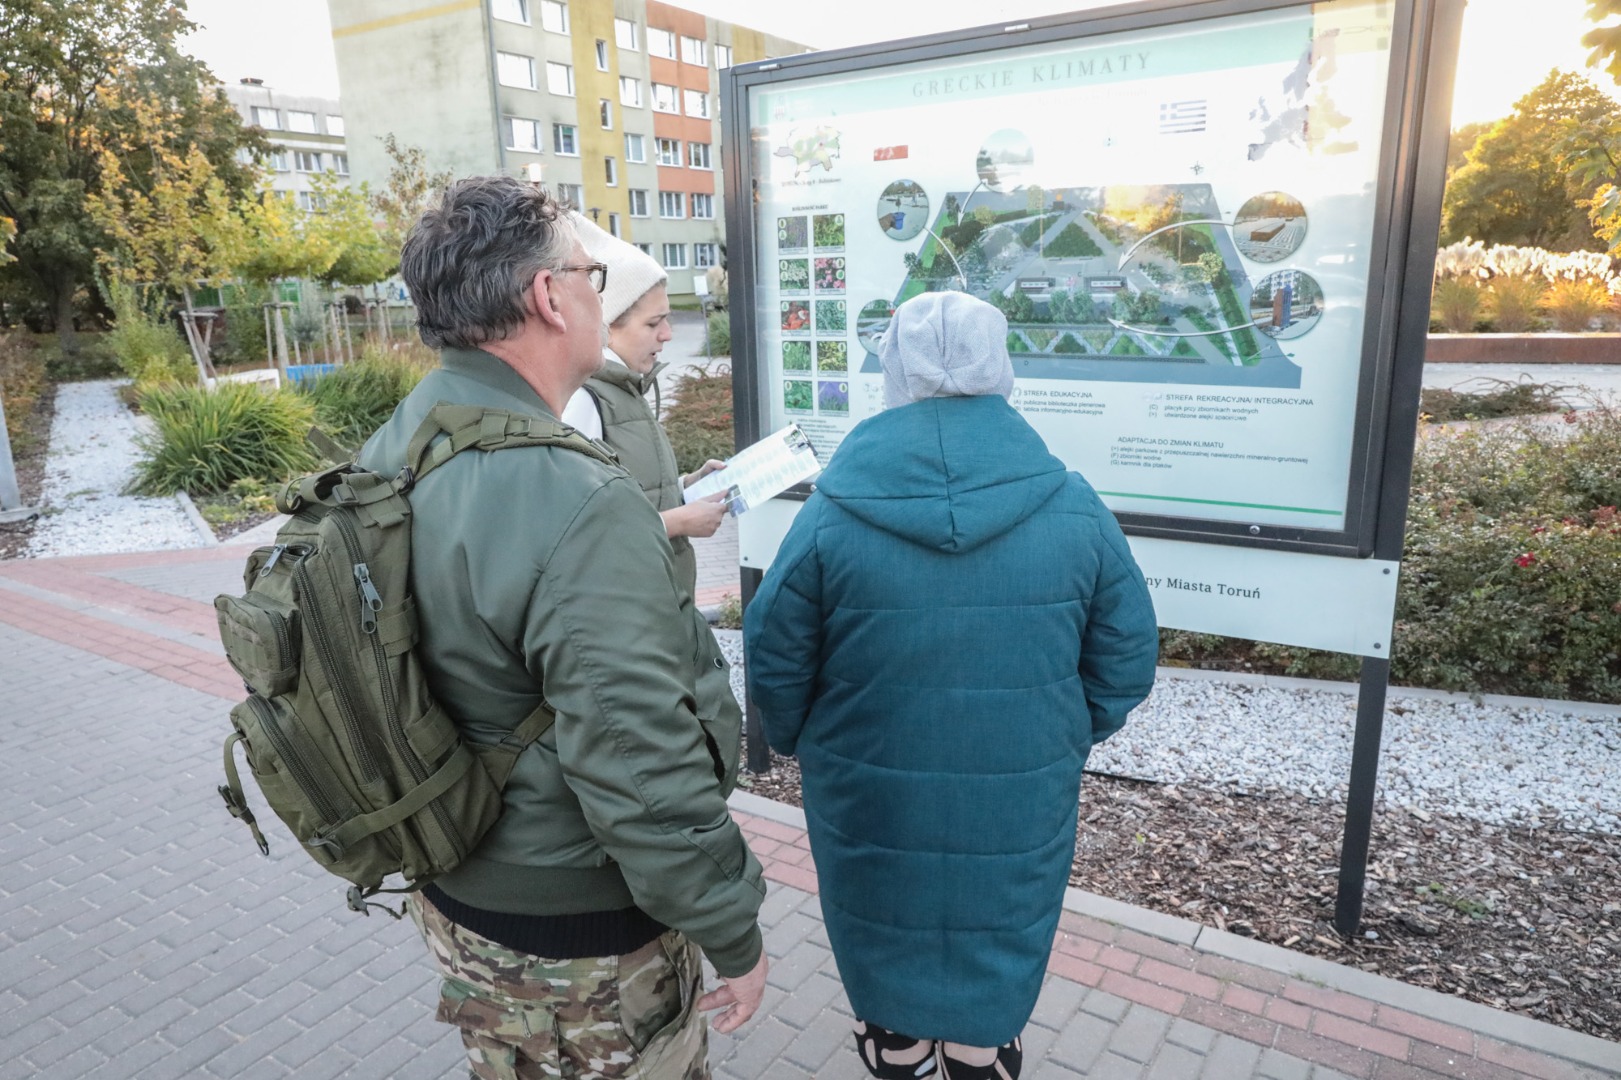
0, 542, 1615, 1079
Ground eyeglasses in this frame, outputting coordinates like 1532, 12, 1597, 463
553, 262, 608, 294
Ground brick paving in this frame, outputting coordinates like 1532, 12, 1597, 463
0, 541, 1616, 1079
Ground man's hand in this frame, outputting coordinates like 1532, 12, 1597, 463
682, 459, 727, 488
697, 951, 769, 1034
662, 493, 729, 539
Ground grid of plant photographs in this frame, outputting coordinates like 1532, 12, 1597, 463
778, 215, 854, 418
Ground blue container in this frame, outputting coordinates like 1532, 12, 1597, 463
285, 364, 338, 385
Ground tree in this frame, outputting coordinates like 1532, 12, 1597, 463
307, 174, 393, 289
1582, 0, 1621, 83
369, 134, 451, 275
0, 0, 265, 350
1441, 70, 1618, 249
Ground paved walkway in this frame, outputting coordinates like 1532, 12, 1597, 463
1, 541, 1617, 1079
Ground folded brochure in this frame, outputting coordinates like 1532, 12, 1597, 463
682, 423, 821, 516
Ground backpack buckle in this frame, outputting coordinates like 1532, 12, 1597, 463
394, 466, 416, 494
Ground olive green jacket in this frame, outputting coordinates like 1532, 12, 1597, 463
584, 359, 697, 599
357, 347, 762, 976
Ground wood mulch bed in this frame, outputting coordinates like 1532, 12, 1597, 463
735, 737, 1621, 1043
0, 382, 57, 562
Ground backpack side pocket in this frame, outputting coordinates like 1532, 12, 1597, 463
216, 594, 302, 698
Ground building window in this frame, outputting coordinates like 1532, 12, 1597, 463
614, 17, 638, 50
608, 213, 622, 238
595, 39, 609, 70
628, 189, 649, 217
687, 141, 711, 169
634, 243, 652, 256
661, 243, 687, 268
604, 157, 617, 186
599, 99, 612, 129
690, 193, 714, 219
546, 62, 574, 97
326, 114, 345, 136
651, 83, 678, 114
715, 44, 732, 69
555, 182, 583, 208
492, 0, 529, 23
553, 123, 578, 155
294, 150, 323, 173
683, 89, 709, 119
654, 137, 681, 166
646, 27, 676, 59
694, 242, 719, 268
296, 190, 327, 212
658, 191, 684, 219
680, 36, 706, 66
507, 117, 541, 152
538, 0, 568, 34
624, 133, 645, 162
330, 153, 350, 175
267, 150, 289, 172
619, 76, 641, 107
497, 51, 537, 89
287, 109, 318, 133
251, 106, 281, 129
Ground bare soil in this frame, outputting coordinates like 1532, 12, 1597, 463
0, 383, 57, 561
735, 738, 1621, 1043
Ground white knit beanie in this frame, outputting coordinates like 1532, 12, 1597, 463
570, 212, 667, 325
879, 291, 1016, 408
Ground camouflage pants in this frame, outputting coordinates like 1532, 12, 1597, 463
411, 895, 710, 1080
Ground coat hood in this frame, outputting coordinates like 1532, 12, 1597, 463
814, 395, 1069, 553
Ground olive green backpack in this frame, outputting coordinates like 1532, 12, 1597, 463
214, 404, 617, 916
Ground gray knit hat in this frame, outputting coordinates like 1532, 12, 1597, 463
878, 291, 1016, 408
569, 212, 667, 325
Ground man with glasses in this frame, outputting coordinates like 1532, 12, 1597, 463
358, 177, 767, 1080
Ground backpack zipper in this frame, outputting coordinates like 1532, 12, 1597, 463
247, 695, 344, 830
328, 510, 467, 862
294, 552, 383, 783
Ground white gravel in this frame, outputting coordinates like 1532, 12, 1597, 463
26, 379, 208, 558
712, 630, 1621, 835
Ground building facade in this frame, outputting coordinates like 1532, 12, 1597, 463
326, 0, 807, 296
221, 80, 351, 211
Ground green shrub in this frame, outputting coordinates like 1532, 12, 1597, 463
705, 311, 731, 356
1543, 278, 1610, 332
298, 346, 431, 449
1486, 275, 1543, 332
130, 382, 318, 495
217, 284, 274, 368
1431, 277, 1484, 333
102, 279, 196, 386
0, 332, 49, 459
662, 367, 734, 474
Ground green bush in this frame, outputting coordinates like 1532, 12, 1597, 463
130, 382, 318, 495
216, 285, 274, 368
0, 332, 48, 459
705, 311, 731, 356
102, 279, 196, 387
662, 367, 734, 474
298, 346, 431, 449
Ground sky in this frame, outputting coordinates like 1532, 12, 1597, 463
182, 0, 1620, 128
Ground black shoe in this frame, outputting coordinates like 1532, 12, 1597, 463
938, 1036, 1022, 1080
853, 1020, 939, 1079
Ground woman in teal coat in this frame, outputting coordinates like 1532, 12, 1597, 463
745, 292, 1159, 1080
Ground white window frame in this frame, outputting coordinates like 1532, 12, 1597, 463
492, 0, 529, 24
624, 133, 646, 163
715, 44, 732, 69
267, 149, 289, 172
619, 76, 642, 108
252, 106, 281, 129
614, 17, 638, 50
694, 242, 718, 268
604, 156, 618, 186
651, 83, 678, 114
683, 89, 709, 119
628, 189, 650, 217
595, 39, 609, 71
646, 27, 676, 59
657, 190, 684, 219
286, 109, 318, 134
546, 62, 575, 97
608, 213, 622, 238
326, 114, 345, 136
293, 150, 323, 173
661, 243, 688, 269
690, 192, 714, 219
634, 242, 653, 256
687, 141, 711, 170
680, 36, 706, 66
330, 152, 350, 176
555, 182, 583, 208
497, 51, 537, 89
655, 137, 681, 166
599, 99, 612, 129
506, 116, 541, 152
538, 0, 568, 34
552, 123, 578, 156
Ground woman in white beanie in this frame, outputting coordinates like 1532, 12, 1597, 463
560, 213, 728, 599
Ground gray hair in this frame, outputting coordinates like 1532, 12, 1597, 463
401, 176, 577, 350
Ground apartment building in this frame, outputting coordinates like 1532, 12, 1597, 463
222, 80, 351, 211
327, 0, 808, 295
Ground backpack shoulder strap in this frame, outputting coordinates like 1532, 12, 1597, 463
403, 404, 618, 485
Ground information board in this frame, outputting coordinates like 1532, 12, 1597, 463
725, 0, 1443, 555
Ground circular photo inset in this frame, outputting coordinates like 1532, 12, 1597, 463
976, 130, 1034, 191
856, 299, 896, 354
876, 180, 929, 240
1234, 192, 1308, 264
1249, 270, 1324, 340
